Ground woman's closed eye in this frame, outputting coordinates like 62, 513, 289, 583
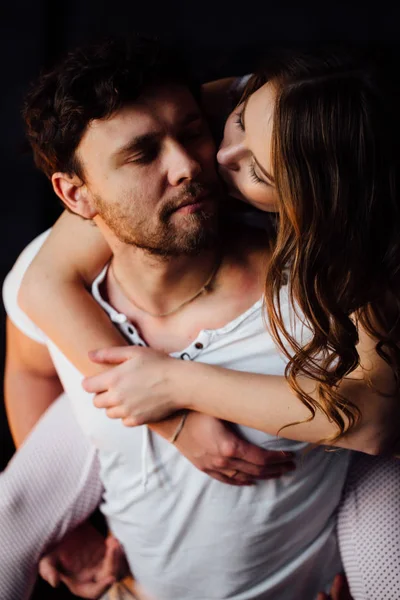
248, 162, 270, 186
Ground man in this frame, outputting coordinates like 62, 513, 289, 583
2, 37, 350, 599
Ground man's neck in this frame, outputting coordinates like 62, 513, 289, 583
109, 242, 220, 318
100, 224, 269, 354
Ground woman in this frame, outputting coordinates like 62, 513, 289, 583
9, 44, 400, 598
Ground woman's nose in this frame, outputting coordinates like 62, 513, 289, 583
216, 141, 246, 171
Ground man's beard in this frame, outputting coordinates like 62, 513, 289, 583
94, 182, 221, 258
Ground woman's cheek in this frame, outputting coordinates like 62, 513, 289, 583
244, 184, 278, 212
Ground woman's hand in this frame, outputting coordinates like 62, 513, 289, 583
83, 346, 183, 425
83, 346, 296, 485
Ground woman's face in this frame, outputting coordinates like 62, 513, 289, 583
217, 82, 278, 212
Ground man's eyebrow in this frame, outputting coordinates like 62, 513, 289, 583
179, 111, 203, 126
112, 113, 202, 162
242, 97, 275, 183
112, 133, 158, 160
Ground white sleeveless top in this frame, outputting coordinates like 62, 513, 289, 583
3, 230, 351, 600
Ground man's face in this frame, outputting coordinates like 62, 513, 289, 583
77, 84, 222, 256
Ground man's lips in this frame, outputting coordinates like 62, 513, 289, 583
173, 192, 213, 214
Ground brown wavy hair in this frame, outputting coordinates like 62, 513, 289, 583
245, 45, 400, 443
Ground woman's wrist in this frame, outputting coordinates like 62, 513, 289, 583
168, 359, 210, 412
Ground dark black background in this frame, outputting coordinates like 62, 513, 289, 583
1, 2, 399, 597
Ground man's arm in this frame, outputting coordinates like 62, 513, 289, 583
4, 317, 63, 446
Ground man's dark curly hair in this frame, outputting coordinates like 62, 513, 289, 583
23, 35, 200, 180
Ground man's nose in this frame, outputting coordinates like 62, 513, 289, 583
167, 141, 202, 186
216, 142, 246, 171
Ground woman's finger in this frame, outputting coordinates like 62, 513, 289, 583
122, 416, 140, 427
89, 346, 141, 364
93, 392, 119, 409
106, 405, 128, 419
82, 372, 111, 394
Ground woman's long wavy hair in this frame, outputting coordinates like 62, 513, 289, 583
246, 45, 400, 443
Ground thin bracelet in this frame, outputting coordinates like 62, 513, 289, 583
169, 410, 189, 444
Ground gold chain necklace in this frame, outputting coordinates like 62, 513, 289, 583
110, 251, 222, 318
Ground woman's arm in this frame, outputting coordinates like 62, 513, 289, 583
182, 347, 398, 455
20, 214, 398, 454
84, 320, 400, 455
18, 211, 125, 375
190, 321, 400, 454
18, 212, 283, 482
18, 211, 182, 444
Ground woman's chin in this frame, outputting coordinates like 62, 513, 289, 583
252, 201, 278, 213
228, 189, 248, 203
229, 190, 276, 213
226, 190, 273, 213
218, 172, 277, 213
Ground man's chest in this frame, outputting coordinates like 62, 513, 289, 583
113, 291, 264, 354
102, 253, 265, 354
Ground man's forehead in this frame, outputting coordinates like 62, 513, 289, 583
91, 85, 199, 134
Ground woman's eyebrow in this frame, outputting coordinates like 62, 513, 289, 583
242, 97, 275, 183
241, 97, 250, 131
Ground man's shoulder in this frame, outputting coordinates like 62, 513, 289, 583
2, 229, 52, 344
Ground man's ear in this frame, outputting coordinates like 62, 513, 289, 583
51, 172, 98, 219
